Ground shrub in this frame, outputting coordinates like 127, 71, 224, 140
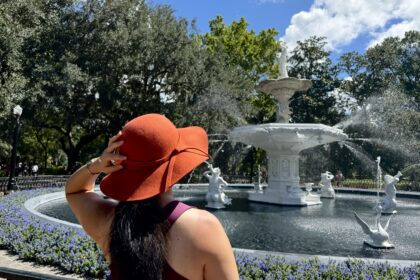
0, 188, 108, 278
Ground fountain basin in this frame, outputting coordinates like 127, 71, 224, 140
230, 123, 347, 153
31, 188, 420, 260
230, 123, 347, 206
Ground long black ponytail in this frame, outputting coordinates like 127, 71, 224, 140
109, 196, 170, 280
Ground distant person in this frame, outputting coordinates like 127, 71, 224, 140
22, 162, 28, 176
31, 164, 39, 176
66, 114, 238, 280
335, 170, 345, 187
5, 163, 10, 176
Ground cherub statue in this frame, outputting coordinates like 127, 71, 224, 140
203, 164, 232, 208
319, 171, 335, 198
381, 171, 402, 214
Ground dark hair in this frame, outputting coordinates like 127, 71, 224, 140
109, 196, 170, 280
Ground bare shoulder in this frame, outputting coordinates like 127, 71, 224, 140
178, 208, 223, 231
173, 208, 238, 280
167, 208, 239, 280
176, 208, 229, 251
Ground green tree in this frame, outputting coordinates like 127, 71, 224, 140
338, 31, 419, 178
200, 15, 282, 176
288, 36, 344, 125
340, 31, 420, 104
19, 1, 255, 171
201, 16, 281, 82
0, 0, 74, 169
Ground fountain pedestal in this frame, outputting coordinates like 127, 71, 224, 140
249, 153, 321, 205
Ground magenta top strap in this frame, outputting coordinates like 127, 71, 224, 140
164, 201, 193, 226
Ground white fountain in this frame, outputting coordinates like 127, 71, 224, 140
230, 47, 348, 206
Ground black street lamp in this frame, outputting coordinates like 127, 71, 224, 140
7, 105, 23, 192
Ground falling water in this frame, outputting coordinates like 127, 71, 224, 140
210, 140, 228, 160
333, 89, 419, 180
375, 156, 382, 201
341, 141, 377, 176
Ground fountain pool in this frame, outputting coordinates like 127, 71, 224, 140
33, 188, 420, 261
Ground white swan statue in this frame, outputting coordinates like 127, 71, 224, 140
353, 205, 394, 248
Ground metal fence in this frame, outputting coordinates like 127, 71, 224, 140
0, 175, 69, 193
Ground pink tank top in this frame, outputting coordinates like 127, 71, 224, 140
110, 201, 192, 280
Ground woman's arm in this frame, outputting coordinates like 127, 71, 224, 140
65, 132, 126, 253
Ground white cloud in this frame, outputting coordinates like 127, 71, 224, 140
281, 0, 420, 51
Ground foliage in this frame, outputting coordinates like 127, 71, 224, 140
201, 15, 281, 82
288, 36, 344, 125
8, 0, 254, 170
340, 31, 420, 105
339, 88, 420, 178
248, 92, 277, 124
342, 179, 415, 191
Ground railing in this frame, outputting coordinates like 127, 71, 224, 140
0, 175, 70, 192
0, 266, 76, 280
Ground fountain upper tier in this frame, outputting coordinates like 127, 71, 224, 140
230, 123, 348, 154
257, 77, 312, 123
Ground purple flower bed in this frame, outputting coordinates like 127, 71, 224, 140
0, 188, 419, 279
236, 256, 419, 280
0, 188, 108, 278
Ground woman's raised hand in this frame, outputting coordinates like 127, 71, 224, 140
88, 131, 127, 174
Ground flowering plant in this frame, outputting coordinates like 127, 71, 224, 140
0, 188, 108, 278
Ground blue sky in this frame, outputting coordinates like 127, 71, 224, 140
151, 0, 419, 59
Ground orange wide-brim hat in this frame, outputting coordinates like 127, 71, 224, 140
100, 114, 209, 201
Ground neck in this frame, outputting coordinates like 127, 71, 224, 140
157, 190, 174, 208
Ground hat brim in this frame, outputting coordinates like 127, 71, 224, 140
100, 126, 209, 201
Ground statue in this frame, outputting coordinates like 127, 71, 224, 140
381, 171, 402, 214
278, 46, 289, 78
203, 164, 232, 209
354, 204, 394, 248
319, 171, 335, 198
304, 182, 314, 192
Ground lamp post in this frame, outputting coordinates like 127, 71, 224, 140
7, 105, 23, 192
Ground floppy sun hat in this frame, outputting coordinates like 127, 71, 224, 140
100, 114, 209, 201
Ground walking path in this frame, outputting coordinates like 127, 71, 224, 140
0, 250, 84, 279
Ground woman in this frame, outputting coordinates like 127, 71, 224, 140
65, 114, 238, 280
